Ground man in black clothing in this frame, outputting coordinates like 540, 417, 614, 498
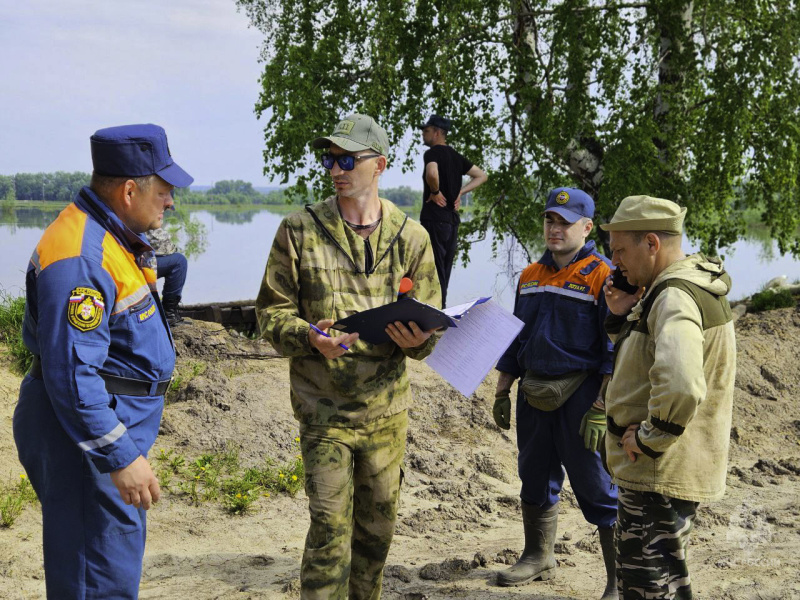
419, 115, 487, 307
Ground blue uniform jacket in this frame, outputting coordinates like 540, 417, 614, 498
22, 187, 175, 473
497, 240, 614, 379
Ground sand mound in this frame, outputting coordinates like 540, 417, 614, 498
1, 307, 799, 599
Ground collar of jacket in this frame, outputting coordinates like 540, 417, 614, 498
77, 186, 154, 257
305, 195, 408, 275
627, 252, 732, 323
538, 239, 598, 269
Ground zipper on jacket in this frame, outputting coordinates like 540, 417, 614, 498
364, 239, 374, 275
305, 204, 409, 276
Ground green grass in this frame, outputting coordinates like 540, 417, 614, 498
153, 441, 304, 515
0, 290, 32, 375
165, 360, 207, 401
0, 475, 38, 528
750, 288, 796, 313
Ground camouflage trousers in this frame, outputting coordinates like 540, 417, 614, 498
298, 410, 408, 600
616, 487, 699, 599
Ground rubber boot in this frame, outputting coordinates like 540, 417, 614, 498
598, 526, 619, 600
161, 295, 185, 328
497, 501, 558, 587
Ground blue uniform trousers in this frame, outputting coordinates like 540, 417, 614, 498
155, 253, 187, 300
14, 376, 147, 600
516, 372, 617, 527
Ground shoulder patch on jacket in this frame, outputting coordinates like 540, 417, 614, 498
68, 287, 105, 332
579, 259, 602, 276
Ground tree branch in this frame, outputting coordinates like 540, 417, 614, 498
500, 2, 651, 20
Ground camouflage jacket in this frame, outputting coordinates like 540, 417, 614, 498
256, 196, 441, 427
145, 227, 177, 255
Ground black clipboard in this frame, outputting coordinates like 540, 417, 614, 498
331, 298, 457, 345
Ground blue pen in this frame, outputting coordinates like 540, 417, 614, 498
309, 323, 351, 351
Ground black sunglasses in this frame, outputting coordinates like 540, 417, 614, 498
321, 152, 381, 171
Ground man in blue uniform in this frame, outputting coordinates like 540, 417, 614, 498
493, 188, 618, 599
13, 124, 193, 599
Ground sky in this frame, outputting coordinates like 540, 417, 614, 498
0, 0, 417, 189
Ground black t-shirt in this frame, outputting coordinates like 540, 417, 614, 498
420, 145, 473, 223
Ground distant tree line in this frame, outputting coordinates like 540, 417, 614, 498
1, 172, 423, 207
175, 180, 289, 205
1, 172, 89, 203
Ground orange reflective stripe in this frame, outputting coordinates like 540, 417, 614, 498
142, 267, 157, 287
35, 204, 87, 273
101, 232, 150, 315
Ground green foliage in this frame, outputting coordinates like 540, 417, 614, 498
152, 441, 304, 515
0, 291, 32, 375
175, 183, 299, 206
241, 456, 305, 497
0, 475, 38, 528
164, 208, 208, 259
0, 175, 15, 217
380, 185, 421, 207
0, 175, 15, 199
12, 172, 90, 202
237, 0, 800, 258
749, 288, 796, 313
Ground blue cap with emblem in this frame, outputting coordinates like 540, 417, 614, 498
90, 124, 194, 188
543, 187, 595, 223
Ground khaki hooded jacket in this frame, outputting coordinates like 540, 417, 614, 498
604, 253, 736, 502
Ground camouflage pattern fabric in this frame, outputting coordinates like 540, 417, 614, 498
145, 227, 178, 255
616, 486, 698, 599
299, 410, 408, 600
256, 196, 441, 427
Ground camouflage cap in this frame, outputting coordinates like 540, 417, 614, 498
600, 195, 687, 234
312, 113, 390, 156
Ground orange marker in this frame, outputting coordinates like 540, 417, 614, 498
398, 277, 413, 296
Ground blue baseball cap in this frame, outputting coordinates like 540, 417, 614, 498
90, 124, 194, 188
543, 187, 595, 222
418, 115, 452, 131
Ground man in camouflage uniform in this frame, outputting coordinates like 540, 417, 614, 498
601, 196, 736, 599
256, 114, 441, 600
145, 224, 188, 327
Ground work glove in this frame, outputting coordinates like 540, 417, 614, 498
579, 407, 607, 453
493, 390, 511, 430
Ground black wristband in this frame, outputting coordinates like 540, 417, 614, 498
430, 189, 439, 195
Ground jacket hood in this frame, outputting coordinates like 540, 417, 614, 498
650, 253, 732, 298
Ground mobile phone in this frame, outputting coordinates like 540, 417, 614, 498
611, 269, 639, 294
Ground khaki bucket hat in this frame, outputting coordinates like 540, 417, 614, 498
599, 195, 686, 234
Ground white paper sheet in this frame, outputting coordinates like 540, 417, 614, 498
425, 299, 524, 397
442, 297, 490, 318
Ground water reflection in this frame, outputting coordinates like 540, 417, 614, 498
2, 205, 798, 306
206, 209, 263, 225
2, 206, 64, 230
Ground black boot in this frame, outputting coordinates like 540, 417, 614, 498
161, 295, 185, 328
598, 526, 619, 599
497, 501, 558, 587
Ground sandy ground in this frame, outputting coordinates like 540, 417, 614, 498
2, 307, 800, 600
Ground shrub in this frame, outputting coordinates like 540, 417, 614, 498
151, 440, 304, 515
750, 289, 796, 313
0, 291, 32, 375
0, 475, 38, 528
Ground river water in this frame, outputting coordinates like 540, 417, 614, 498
2, 206, 798, 310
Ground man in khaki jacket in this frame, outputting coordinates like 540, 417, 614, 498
601, 196, 736, 600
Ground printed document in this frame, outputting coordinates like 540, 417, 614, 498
425, 298, 523, 397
